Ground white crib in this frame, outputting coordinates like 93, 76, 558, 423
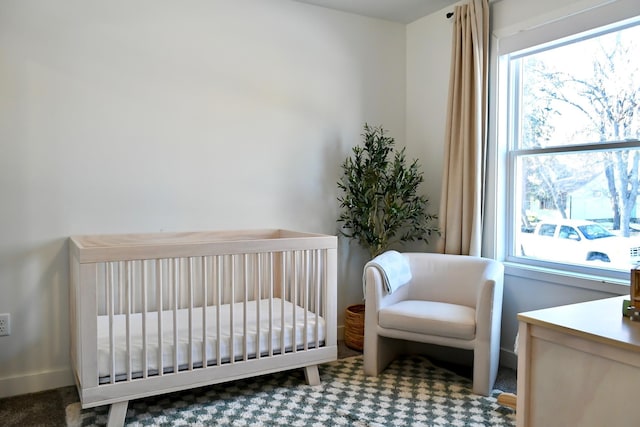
69, 229, 337, 427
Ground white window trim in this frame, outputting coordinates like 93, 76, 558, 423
504, 262, 629, 295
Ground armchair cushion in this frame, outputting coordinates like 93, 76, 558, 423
379, 300, 476, 340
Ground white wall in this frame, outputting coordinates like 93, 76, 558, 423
407, 0, 636, 369
405, 9, 451, 235
0, 0, 406, 397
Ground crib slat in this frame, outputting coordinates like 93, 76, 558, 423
268, 252, 274, 357
125, 261, 132, 382
142, 260, 148, 379
230, 255, 235, 363
118, 261, 125, 317
309, 251, 312, 346
172, 258, 179, 374
215, 256, 222, 366
243, 254, 248, 362
201, 256, 208, 368
108, 263, 116, 384
314, 250, 321, 349
303, 250, 309, 351
255, 253, 261, 360
280, 253, 286, 355
188, 257, 194, 371
292, 251, 298, 354
157, 260, 164, 377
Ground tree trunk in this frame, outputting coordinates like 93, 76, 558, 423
604, 160, 621, 230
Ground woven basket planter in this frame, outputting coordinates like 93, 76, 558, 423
344, 303, 365, 351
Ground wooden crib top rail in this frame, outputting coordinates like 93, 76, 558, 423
70, 229, 337, 263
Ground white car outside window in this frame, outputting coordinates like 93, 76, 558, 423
520, 219, 640, 269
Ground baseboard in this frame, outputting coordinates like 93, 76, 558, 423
500, 347, 518, 370
0, 367, 75, 399
337, 325, 344, 340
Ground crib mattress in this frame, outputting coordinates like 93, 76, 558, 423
97, 298, 326, 382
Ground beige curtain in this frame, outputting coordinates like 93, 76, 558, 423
437, 0, 490, 256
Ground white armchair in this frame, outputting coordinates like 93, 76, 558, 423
363, 252, 504, 396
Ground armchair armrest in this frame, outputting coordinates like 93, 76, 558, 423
364, 266, 410, 313
474, 261, 504, 342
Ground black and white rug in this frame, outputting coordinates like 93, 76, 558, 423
67, 355, 515, 426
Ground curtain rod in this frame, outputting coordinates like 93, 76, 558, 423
446, 12, 454, 18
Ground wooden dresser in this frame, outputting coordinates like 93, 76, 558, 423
517, 295, 640, 427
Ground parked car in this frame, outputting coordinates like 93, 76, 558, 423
520, 219, 640, 267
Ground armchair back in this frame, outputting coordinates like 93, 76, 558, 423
404, 253, 501, 308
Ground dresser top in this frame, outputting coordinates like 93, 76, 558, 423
518, 295, 640, 351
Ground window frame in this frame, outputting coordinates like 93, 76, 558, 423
491, 0, 640, 292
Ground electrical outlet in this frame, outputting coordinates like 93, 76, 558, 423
0, 313, 10, 336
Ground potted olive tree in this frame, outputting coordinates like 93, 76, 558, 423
337, 123, 438, 349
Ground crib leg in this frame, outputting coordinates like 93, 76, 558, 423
304, 365, 320, 386
107, 401, 128, 427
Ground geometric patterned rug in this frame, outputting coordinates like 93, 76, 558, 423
68, 355, 515, 426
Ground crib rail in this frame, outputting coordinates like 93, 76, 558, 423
69, 230, 337, 400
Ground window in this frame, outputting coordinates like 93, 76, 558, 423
501, 15, 640, 279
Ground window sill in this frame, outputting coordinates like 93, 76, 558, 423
504, 261, 630, 295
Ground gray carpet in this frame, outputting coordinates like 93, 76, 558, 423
0, 384, 78, 426
67, 355, 515, 426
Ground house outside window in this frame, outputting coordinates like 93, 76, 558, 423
501, 14, 640, 281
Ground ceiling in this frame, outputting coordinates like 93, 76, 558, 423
293, 0, 459, 24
